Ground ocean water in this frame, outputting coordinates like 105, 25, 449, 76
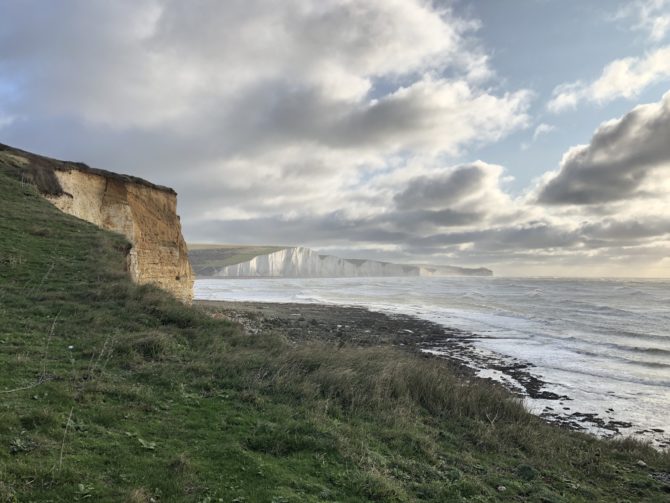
195, 276, 670, 448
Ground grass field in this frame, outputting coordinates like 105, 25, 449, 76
1, 157, 669, 502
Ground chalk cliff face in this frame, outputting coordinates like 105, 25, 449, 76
210, 246, 492, 278
0, 144, 194, 302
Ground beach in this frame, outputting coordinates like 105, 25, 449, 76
197, 298, 669, 449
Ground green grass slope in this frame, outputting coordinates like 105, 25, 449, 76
1, 160, 669, 502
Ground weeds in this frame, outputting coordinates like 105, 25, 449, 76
56, 407, 74, 473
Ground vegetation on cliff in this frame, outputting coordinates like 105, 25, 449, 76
1, 161, 669, 502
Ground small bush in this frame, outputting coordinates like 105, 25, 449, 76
517, 464, 538, 481
19, 409, 58, 432
245, 420, 334, 456
115, 330, 176, 362
0, 481, 17, 502
168, 453, 191, 475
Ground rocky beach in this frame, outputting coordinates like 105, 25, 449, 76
197, 299, 668, 448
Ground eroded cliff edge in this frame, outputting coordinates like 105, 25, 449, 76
0, 143, 194, 302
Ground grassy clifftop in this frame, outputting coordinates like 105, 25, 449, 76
1, 161, 669, 501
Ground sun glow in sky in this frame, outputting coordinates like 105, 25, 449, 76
2, 0, 670, 276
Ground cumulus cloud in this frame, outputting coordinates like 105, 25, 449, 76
548, 46, 670, 112
615, 0, 670, 42
188, 161, 520, 245
388, 162, 518, 228
580, 217, 670, 243
539, 91, 670, 204
395, 163, 497, 210
0, 0, 496, 129
0, 0, 530, 220
550, 1, 670, 114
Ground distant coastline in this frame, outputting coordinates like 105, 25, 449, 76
189, 244, 492, 278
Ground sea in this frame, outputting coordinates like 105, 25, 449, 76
195, 276, 670, 449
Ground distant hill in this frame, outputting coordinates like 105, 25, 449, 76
188, 245, 493, 277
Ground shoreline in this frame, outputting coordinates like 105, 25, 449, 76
196, 299, 668, 448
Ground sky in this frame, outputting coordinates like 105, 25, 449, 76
1, 0, 670, 277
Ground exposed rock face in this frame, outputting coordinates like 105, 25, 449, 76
0, 143, 194, 302
209, 246, 492, 278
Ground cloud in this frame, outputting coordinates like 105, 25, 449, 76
411, 223, 582, 252
205, 77, 529, 157
394, 162, 496, 210
615, 0, 670, 42
187, 161, 520, 245
532, 123, 555, 140
329, 80, 530, 155
2, 0, 669, 275
0, 0, 495, 129
538, 90, 670, 204
0, 4, 528, 157
580, 217, 670, 242
549, 1, 670, 114
385, 162, 519, 230
548, 46, 670, 112
0, 0, 530, 216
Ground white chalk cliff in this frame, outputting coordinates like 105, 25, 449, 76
211, 247, 492, 278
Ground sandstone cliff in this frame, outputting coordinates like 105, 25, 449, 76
0, 143, 194, 302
